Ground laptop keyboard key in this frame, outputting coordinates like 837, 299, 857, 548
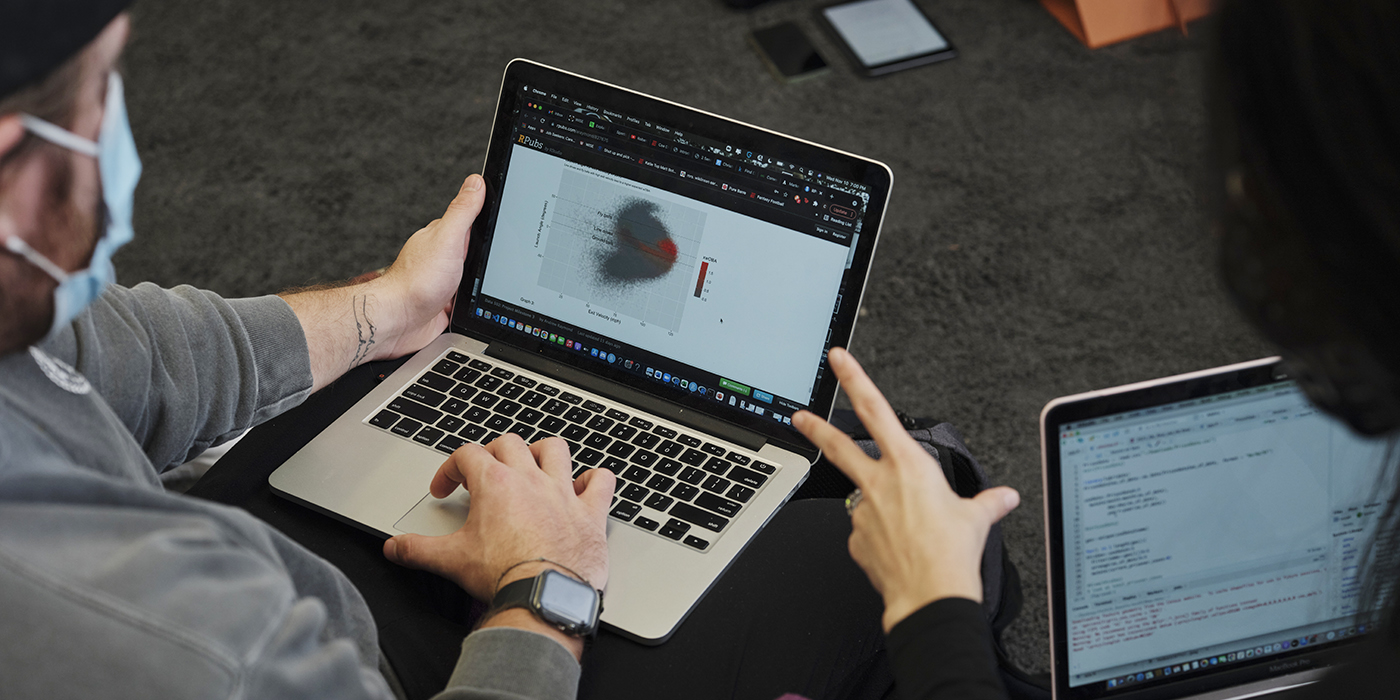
403, 385, 447, 408
600, 457, 628, 474
608, 424, 637, 441
659, 519, 690, 540
631, 451, 658, 468
516, 408, 544, 425
577, 448, 604, 466
634, 516, 660, 531
506, 424, 535, 440
441, 398, 469, 416
474, 375, 503, 391
433, 358, 461, 375
498, 383, 524, 400
655, 458, 682, 476
560, 391, 583, 405
695, 492, 741, 518
542, 399, 568, 416
726, 484, 756, 503
702, 475, 729, 494
606, 408, 629, 422
671, 483, 700, 501
388, 398, 442, 424
417, 372, 455, 393
520, 391, 545, 407
564, 407, 591, 424
446, 351, 469, 363
437, 416, 466, 433
562, 424, 589, 441
646, 474, 676, 491
644, 493, 674, 511
391, 418, 422, 437
628, 417, 653, 430
539, 416, 568, 433
586, 415, 614, 432
632, 432, 661, 450
464, 406, 490, 424
726, 452, 751, 465
513, 376, 537, 388
490, 367, 515, 380
414, 427, 445, 446
436, 435, 467, 454
485, 415, 512, 432
583, 400, 607, 413
678, 467, 705, 485
657, 440, 683, 457
701, 443, 726, 457
727, 466, 769, 488
467, 358, 492, 371
677, 435, 702, 448
679, 449, 707, 466
620, 483, 649, 502
537, 384, 560, 396
703, 457, 732, 475
683, 535, 710, 551
610, 502, 641, 522
669, 503, 728, 532
653, 426, 678, 439
751, 461, 776, 475
495, 400, 522, 417
622, 465, 650, 482
453, 367, 482, 384
369, 409, 399, 429
583, 433, 611, 450
449, 384, 479, 401
606, 442, 635, 459
461, 424, 489, 442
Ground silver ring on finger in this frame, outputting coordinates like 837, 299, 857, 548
845, 488, 864, 517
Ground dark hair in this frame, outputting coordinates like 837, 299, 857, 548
1211, 0, 1400, 640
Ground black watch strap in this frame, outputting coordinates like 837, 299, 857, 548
489, 576, 536, 616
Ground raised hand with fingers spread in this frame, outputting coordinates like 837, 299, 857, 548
792, 347, 1020, 632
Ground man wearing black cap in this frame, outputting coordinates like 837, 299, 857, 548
0, 3, 613, 699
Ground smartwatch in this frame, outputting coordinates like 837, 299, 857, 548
488, 568, 602, 637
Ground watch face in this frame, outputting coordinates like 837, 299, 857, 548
535, 569, 598, 629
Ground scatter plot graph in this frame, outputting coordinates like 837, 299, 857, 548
539, 169, 705, 332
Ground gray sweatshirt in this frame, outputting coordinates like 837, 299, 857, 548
0, 283, 578, 700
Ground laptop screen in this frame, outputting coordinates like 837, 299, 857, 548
457, 62, 889, 448
1051, 374, 1392, 694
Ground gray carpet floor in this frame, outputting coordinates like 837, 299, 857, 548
117, 0, 1275, 677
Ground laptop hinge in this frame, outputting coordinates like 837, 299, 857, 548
486, 344, 766, 452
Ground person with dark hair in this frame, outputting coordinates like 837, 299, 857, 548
791, 0, 1400, 698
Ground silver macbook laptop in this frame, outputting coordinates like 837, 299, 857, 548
270, 59, 892, 643
1041, 357, 1393, 698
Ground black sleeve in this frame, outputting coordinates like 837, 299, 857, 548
887, 597, 1008, 700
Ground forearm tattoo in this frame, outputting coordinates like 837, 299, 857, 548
350, 295, 376, 368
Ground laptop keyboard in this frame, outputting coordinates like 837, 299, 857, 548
364, 349, 779, 552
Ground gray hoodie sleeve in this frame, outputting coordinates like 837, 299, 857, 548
41, 282, 314, 472
432, 630, 582, 700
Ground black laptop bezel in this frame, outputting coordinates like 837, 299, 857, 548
451, 59, 891, 461
1042, 359, 1372, 699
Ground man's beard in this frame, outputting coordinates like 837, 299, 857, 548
0, 150, 102, 352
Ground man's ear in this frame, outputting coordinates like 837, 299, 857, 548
0, 114, 26, 163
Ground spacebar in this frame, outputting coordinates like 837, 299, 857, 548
668, 502, 728, 532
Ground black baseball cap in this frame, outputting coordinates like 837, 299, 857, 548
0, 0, 133, 101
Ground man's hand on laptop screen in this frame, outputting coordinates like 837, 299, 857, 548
382, 434, 615, 650
792, 348, 1020, 633
280, 174, 486, 391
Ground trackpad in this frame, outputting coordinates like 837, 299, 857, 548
394, 489, 471, 536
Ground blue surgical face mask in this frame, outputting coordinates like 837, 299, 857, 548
2, 71, 142, 339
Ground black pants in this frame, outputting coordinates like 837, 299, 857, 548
188, 359, 891, 700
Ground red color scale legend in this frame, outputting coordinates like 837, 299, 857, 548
694, 261, 709, 298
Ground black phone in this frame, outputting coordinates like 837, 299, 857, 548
818, 0, 956, 77
748, 22, 830, 83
